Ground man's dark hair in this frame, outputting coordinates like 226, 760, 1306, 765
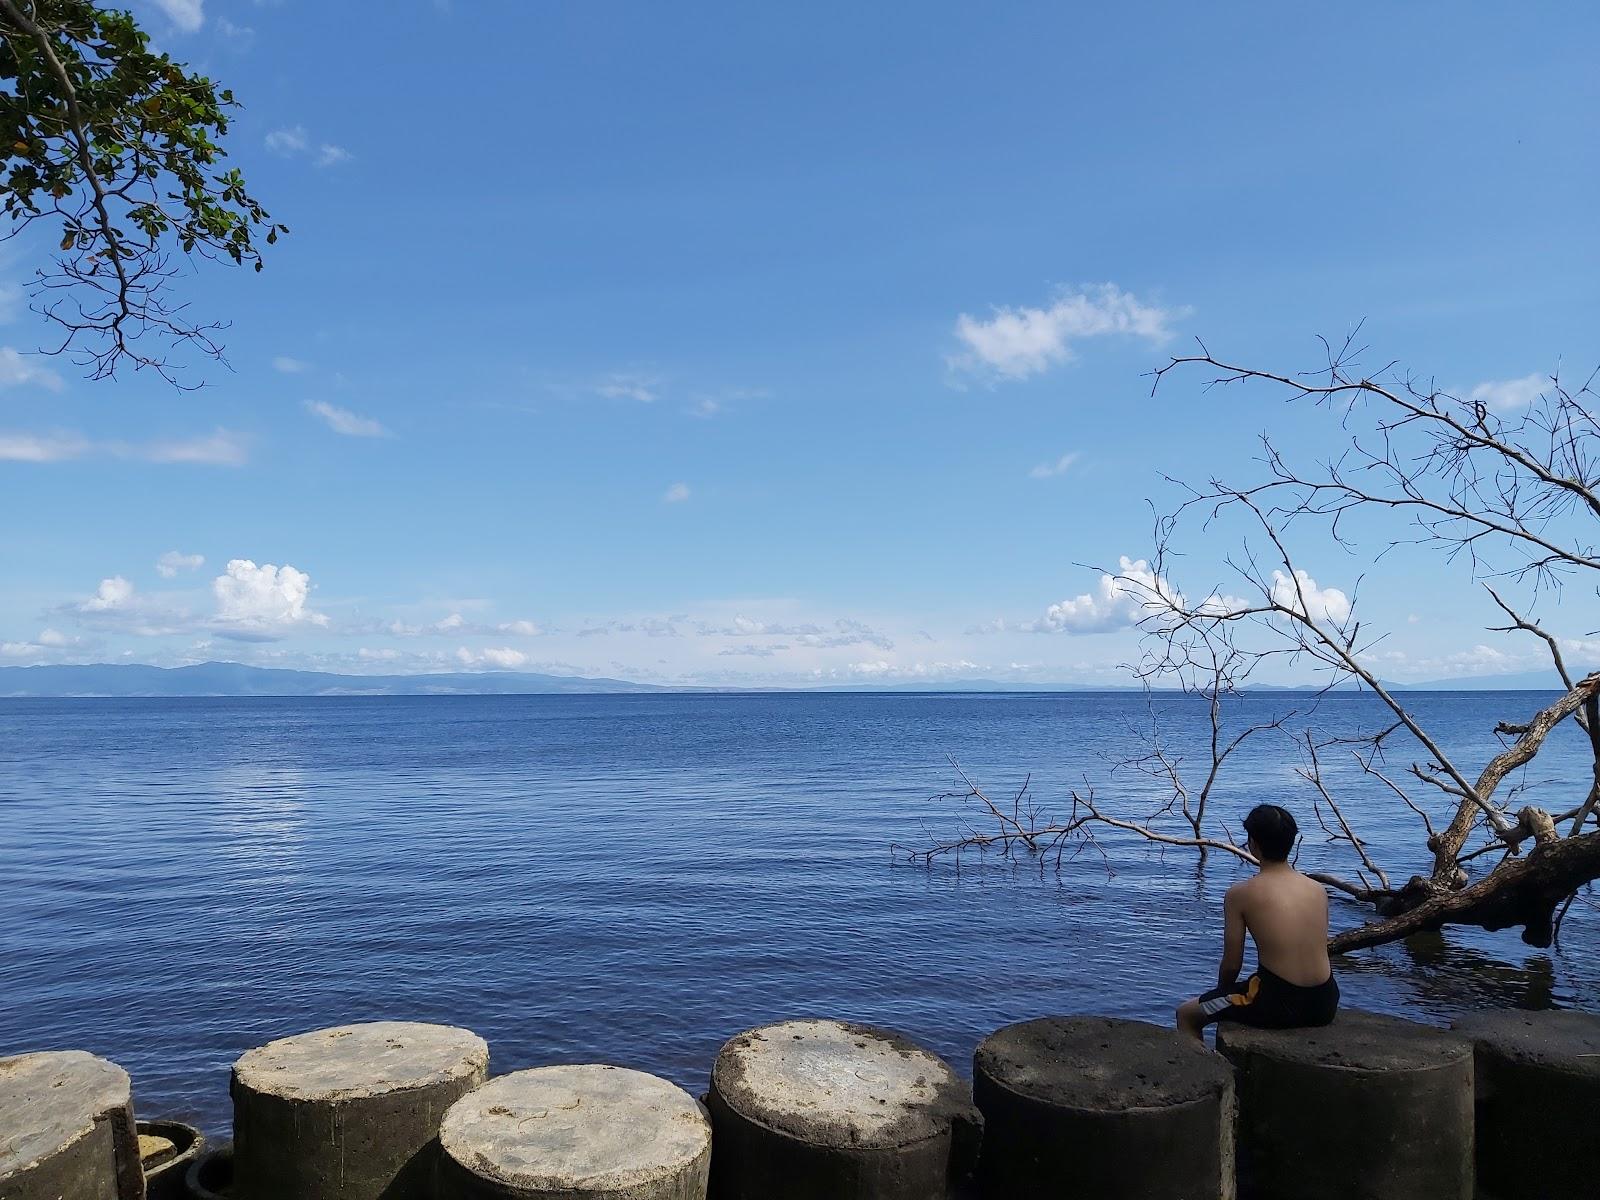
1243, 804, 1298, 862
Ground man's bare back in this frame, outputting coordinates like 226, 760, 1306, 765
1177, 804, 1339, 1040
1227, 866, 1331, 987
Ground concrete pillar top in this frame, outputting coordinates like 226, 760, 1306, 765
976, 1016, 1231, 1111
711, 1018, 969, 1151
1453, 1009, 1600, 1078
1218, 1009, 1471, 1072
0, 1051, 132, 1178
232, 1020, 489, 1102
440, 1064, 709, 1195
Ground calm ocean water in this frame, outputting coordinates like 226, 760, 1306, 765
2, 691, 1596, 1134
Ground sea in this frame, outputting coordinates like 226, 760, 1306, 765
3, 691, 1596, 1134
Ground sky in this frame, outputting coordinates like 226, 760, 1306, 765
3, 1, 1599, 686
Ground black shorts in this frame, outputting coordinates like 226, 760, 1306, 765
1197, 966, 1339, 1029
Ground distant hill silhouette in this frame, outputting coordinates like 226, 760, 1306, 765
0, 661, 1582, 697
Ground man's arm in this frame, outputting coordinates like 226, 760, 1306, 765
1217, 885, 1246, 989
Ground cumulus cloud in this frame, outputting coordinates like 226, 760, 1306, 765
273, 356, 312, 374
0, 347, 64, 392
1466, 373, 1546, 413
306, 401, 389, 438
211, 560, 329, 639
663, 482, 691, 503
152, 0, 204, 32
315, 145, 352, 168
80, 576, 135, 612
950, 285, 1182, 382
1035, 557, 1178, 634
456, 646, 536, 670
1031, 558, 1253, 635
1269, 569, 1352, 624
1030, 452, 1081, 479
156, 551, 205, 578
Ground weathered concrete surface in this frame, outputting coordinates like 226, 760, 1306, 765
231, 1020, 489, 1200
1218, 1009, 1473, 1200
706, 1018, 980, 1200
438, 1065, 711, 1200
1453, 1009, 1600, 1200
0, 1050, 144, 1200
973, 1016, 1235, 1199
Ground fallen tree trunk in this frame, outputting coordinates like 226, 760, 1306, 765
1331, 827, 1600, 953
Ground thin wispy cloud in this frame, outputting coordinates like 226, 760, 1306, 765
273, 356, 312, 374
1466, 373, 1546, 413
0, 347, 65, 392
0, 428, 247, 465
949, 284, 1183, 383
595, 374, 660, 403
306, 401, 390, 438
156, 551, 206, 578
663, 482, 691, 503
267, 126, 351, 168
1030, 451, 1081, 479
152, 0, 204, 32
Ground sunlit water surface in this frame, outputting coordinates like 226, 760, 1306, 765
3, 692, 1595, 1133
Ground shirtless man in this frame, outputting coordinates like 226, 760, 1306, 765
1176, 804, 1339, 1041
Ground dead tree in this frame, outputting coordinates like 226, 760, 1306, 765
902, 335, 1600, 954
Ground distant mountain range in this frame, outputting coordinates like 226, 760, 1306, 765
0, 661, 1580, 697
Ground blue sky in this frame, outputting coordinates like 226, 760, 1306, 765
3, 1, 1598, 685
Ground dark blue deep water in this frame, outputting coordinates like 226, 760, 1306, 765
3, 692, 1596, 1133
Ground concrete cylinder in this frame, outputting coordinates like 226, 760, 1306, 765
1453, 1009, 1600, 1200
0, 1050, 145, 1200
1217, 1009, 1473, 1200
972, 1016, 1235, 1199
231, 1020, 489, 1200
437, 1064, 711, 1200
705, 1018, 980, 1200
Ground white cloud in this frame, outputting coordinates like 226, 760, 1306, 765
315, 145, 352, 168
273, 356, 312, 374
0, 347, 65, 392
35, 628, 71, 647
663, 482, 691, 503
152, 0, 204, 32
499, 619, 542, 637
0, 428, 245, 465
306, 401, 389, 438
689, 398, 722, 418
950, 284, 1182, 382
138, 429, 249, 465
595, 374, 660, 403
212, 560, 329, 638
265, 126, 309, 155
1030, 452, 1081, 479
1466, 373, 1546, 413
1035, 557, 1180, 634
157, 551, 205, 578
0, 431, 90, 462
80, 576, 135, 612
456, 646, 534, 670
1269, 569, 1352, 624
